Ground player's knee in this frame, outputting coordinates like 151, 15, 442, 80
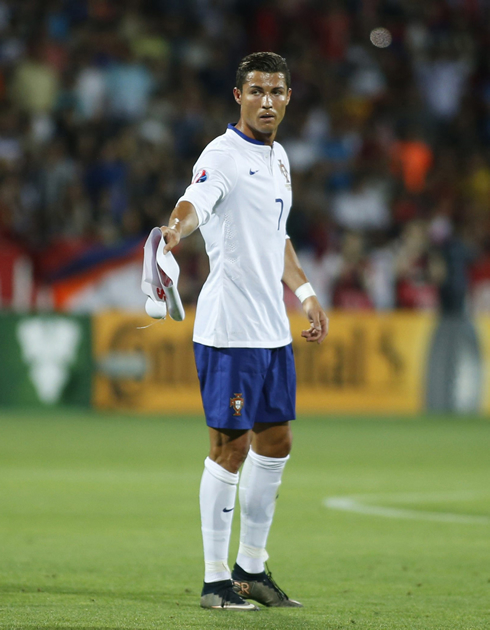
212, 450, 248, 474
254, 425, 293, 458
274, 432, 293, 458
210, 441, 250, 474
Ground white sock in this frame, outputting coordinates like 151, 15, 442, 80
200, 457, 239, 583
237, 448, 289, 574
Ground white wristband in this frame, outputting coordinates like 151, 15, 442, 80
295, 282, 316, 303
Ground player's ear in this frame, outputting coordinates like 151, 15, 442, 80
233, 87, 242, 105
286, 88, 292, 106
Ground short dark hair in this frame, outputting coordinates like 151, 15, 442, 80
235, 52, 291, 90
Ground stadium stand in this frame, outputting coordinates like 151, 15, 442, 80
0, 0, 490, 313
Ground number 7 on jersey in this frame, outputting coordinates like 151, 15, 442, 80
275, 198, 284, 230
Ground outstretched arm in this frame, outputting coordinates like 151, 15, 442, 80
282, 239, 329, 344
160, 201, 199, 253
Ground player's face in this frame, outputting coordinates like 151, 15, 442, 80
233, 71, 291, 143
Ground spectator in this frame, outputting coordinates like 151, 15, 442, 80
331, 171, 391, 232
104, 42, 154, 121
74, 50, 107, 121
11, 41, 59, 115
414, 45, 472, 121
390, 126, 433, 194
332, 232, 374, 310
395, 221, 445, 310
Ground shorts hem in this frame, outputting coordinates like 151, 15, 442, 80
204, 415, 296, 430
193, 336, 293, 349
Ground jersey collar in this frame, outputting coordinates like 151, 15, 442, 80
227, 123, 274, 149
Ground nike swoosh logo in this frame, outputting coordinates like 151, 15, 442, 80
249, 169, 259, 175
223, 507, 234, 513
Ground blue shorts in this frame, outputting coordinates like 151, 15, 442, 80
193, 343, 296, 430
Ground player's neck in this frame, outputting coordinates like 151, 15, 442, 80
234, 120, 276, 146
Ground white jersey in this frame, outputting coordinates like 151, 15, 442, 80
178, 124, 293, 348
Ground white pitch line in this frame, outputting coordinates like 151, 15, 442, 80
324, 493, 490, 525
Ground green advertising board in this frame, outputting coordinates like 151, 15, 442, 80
0, 313, 92, 407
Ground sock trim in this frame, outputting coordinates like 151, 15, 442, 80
248, 448, 289, 470
205, 560, 231, 579
238, 542, 269, 561
204, 457, 239, 485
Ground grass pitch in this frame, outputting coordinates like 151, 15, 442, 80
0, 410, 489, 630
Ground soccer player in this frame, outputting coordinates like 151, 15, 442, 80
160, 52, 328, 610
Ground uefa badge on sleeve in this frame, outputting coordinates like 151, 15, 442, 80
230, 393, 244, 416
192, 169, 208, 184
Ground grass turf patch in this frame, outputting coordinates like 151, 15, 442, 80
0, 410, 489, 629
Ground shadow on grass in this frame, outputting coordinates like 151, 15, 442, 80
2, 586, 313, 630
1, 583, 196, 607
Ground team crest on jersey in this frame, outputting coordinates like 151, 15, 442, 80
193, 169, 208, 184
230, 393, 244, 416
278, 160, 291, 190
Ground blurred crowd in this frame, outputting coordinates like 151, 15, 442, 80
1, 0, 490, 312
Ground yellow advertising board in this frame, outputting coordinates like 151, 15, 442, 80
475, 317, 490, 415
292, 311, 435, 413
93, 311, 202, 413
93, 310, 435, 414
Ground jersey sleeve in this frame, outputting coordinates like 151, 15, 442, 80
177, 149, 238, 226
